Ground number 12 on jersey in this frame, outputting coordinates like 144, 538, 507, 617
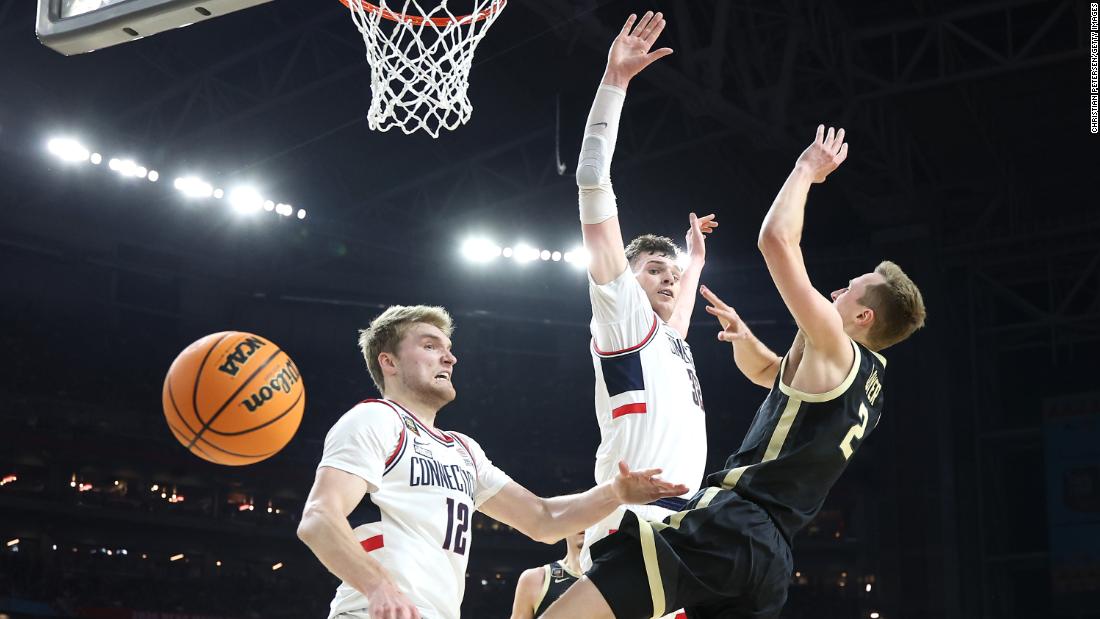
442, 498, 470, 555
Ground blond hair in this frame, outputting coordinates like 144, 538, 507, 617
859, 261, 926, 351
358, 305, 454, 393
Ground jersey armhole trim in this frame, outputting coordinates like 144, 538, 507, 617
591, 313, 659, 358
356, 398, 409, 474
533, 564, 551, 613
777, 339, 862, 403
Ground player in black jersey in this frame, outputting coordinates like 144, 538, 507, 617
510, 532, 584, 619
541, 123, 927, 619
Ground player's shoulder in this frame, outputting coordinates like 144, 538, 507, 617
334, 399, 406, 430
516, 565, 547, 591
447, 430, 482, 452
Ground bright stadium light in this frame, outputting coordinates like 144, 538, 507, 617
275, 203, 293, 217
108, 158, 121, 171
675, 251, 691, 271
551, 251, 562, 262
297, 209, 306, 220
263, 200, 275, 212
539, 250, 551, 261
47, 137, 90, 162
502, 247, 513, 258
213, 188, 224, 199
513, 243, 539, 264
229, 186, 264, 214
461, 237, 502, 263
174, 176, 213, 199
563, 247, 590, 269
147, 170, 159, 182
90, 153, 102, 165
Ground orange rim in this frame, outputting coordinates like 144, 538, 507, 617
338, 0, 505, 26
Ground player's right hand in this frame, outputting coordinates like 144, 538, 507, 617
701, 285, 753, 343
603, 12, 674, 88
365, 581, 421, 618
795, 125, 849, 184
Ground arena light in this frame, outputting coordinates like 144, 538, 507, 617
275, 203, 294, 217
216, 560, 222, 567
866, 583, 872, 592
170, 553, 184, 562
147, 170, 159, 182
229, 186, 264, 214
263, 200, 275, 212
297, 209, 307, 220
539, 250, 551, 261
213, 188, 224, 199
461, 237, 502, 263
272, 562, 283, 571
502, 247, 513, 258
870, 613, 880, 619
174, 176, 213, 199
0, 474, 16, 486
563, 247, 590, 269
47, 137, 90, 162
551, 251, 561, 262
90, 153, 102, 165
513, 243, 539, 264
5, 539, 18, 547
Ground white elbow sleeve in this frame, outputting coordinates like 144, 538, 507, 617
577, 84, 625, 224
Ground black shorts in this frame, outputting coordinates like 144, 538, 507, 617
586, 487, 793, 619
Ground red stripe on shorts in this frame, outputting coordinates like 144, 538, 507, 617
611, 402, 647, 418
360, 535, 384, 552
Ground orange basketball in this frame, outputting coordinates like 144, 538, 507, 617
162, 332, 305, 466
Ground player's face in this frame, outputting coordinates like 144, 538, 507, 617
633, 253, 682, 321
830, 272, 884, 333
393, 323, 457, 406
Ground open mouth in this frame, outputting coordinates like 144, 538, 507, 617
657, 290, 673, 298
434, 371, 451, 381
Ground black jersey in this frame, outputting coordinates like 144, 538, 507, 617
707, 339, 886, 544
533, 560, 581, 617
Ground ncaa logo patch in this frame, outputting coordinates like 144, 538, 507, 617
403, 416, 421, 437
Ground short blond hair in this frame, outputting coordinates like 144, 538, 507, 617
860, 261, 926, 351
358, 305, 454, 393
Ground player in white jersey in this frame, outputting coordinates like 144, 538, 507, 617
575, 10, 717, 571
297, 305, 689, 619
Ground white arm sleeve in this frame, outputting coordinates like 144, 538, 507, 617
452, 432, 514, 508
577, 84, 626, 224
318, 402, 403, 493
589, 265, 659, 354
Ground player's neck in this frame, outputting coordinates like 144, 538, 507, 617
561, 553, 582, 576
383, 390, 441, 428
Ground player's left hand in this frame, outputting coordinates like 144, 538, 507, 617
795, 125, 849, 183
611, 461, 690, 504
685, 212, 718, 262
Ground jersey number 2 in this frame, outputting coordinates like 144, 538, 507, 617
840, 403, 869, 460
442, 498, 470, 555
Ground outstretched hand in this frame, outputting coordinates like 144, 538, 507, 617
611, 461, 689, 505
701, 285, 754, 343
685, 212, 718, 263
795, 125, 849, 183
603, 12, 674, 88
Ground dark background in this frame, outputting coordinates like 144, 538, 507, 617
1, 1, 1097, 618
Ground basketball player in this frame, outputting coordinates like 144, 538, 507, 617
541, 124, 927, 618
575, 10, 717, 576
509, 531, 584, 619
296, 305, 689, 619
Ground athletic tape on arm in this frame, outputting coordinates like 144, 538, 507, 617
577, 84, 626, 224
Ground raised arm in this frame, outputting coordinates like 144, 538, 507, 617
297, 467, 419, 619
578, 12, 673, 284
757, 125, 851, 357
479, 462, 688, 545
700, 285, 781, 388
666, 212, 717, 338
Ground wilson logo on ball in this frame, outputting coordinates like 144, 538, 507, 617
163, 331, 305, 466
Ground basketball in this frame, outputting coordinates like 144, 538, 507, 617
161, 332, 305, 466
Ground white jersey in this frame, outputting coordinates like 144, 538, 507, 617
583, 267, 707, 564
318, 398, 512, 619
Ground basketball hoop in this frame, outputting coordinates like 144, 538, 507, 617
339, 0, 507, 138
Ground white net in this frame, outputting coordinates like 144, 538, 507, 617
345, 0, 507, 138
